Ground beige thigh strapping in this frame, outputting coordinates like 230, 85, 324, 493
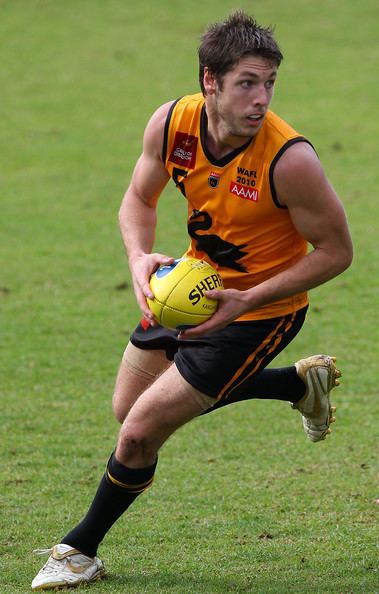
122, 342, 170, 381
122, 342, 215, 412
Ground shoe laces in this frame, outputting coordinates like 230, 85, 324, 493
33, 549, 71, 576
33, 548, 53, 556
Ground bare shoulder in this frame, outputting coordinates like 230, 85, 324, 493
143, 100, 176, 156
273, 141, 331, 207
276, 141, 322, 174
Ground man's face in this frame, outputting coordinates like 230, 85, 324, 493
207, 56, 278, 139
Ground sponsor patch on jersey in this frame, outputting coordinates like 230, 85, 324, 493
169, 132, 198, 169
229, 181, 259, 202
208, 171, 220, 188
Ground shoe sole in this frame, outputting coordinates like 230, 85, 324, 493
32, 567, 106, 591
302, 356, 340, 442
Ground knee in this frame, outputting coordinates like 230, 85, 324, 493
116, 424, 157, 465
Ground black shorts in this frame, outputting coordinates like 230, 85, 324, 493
130, 307, 308, 401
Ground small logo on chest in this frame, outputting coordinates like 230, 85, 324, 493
208, 171, 221, 188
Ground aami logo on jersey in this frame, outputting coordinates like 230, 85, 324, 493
229, 181, 259, 202
169, 132, 198, 169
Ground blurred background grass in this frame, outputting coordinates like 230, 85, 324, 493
1, 1, 378, 592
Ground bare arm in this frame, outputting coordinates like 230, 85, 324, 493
245, 142, 353, 305
119, 101, 175, 321
181, 142, 353, 337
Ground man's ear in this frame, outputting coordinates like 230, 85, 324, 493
203, 67, 217, 95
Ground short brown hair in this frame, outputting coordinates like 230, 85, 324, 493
198, 10, 283, 94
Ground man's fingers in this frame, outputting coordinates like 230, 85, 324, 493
143, 282, 154, 300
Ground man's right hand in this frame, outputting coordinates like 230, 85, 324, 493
130, 253, 175, 325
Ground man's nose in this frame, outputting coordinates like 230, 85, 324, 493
253, 84, 269, 107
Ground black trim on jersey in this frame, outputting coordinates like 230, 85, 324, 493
200, 105, 253, 167
269, 137, 315, 209
162, 98, 181, 163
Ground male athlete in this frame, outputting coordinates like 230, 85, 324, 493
32, 11, 353, 590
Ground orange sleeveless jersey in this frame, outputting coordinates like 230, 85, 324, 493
162, 93, 310, 321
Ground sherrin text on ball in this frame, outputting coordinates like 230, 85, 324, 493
147, 257, 223, 330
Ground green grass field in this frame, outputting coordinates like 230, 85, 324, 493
1, 1, 378, 592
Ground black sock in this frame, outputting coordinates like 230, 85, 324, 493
62, 452, 157, 557
203, 366, 306, 414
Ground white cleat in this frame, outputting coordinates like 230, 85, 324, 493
291, 355, 341, 442
31, 543, 105, 590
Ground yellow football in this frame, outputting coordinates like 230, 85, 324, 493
147, 257, 223, 330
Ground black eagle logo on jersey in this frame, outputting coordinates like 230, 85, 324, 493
187, 209, 248, 272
